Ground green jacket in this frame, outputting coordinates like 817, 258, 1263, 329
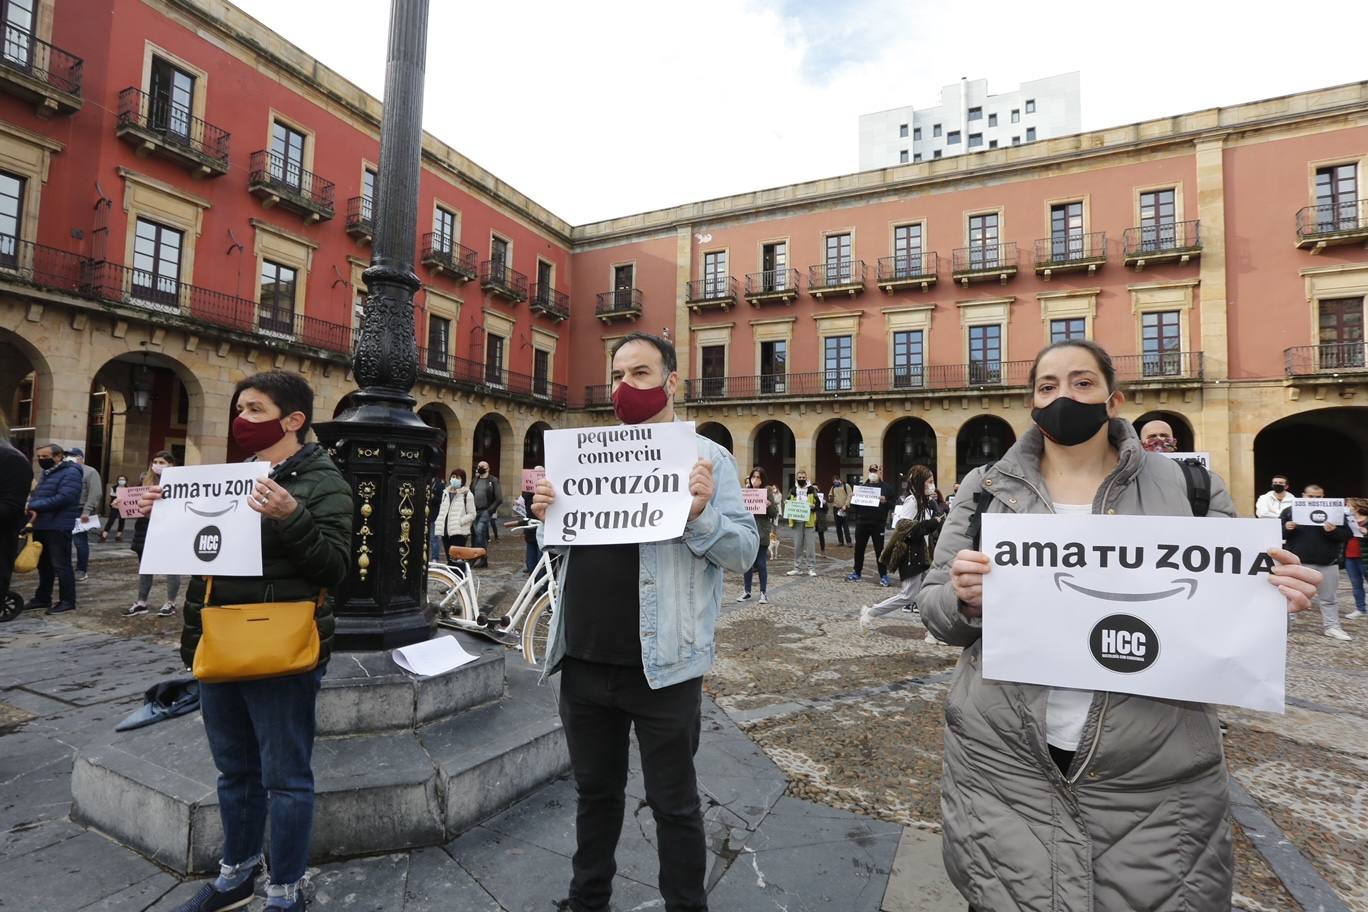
180, 444, 354, 669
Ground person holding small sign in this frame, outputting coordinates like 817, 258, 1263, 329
530, 332, 756, 912
737, 467, 777, 603
1281, 483, 1353, 640
146, 372, 353, 912
785, 470, 819, 577
846, 464, 894, 586
917, 339, 1322, 912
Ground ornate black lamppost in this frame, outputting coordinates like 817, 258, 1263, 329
315, 0, 437, 650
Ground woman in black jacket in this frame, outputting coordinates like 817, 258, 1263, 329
150, 371, 352, 912
860, 464, 941, 632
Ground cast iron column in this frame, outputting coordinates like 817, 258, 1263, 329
314, 0, 438, 651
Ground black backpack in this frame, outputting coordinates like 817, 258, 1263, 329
967, 459, 1211, 549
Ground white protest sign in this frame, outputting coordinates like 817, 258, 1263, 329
542, 422, 696, 546
742, 488, 768, 515
981, 513, 1286, 712
138, 463, 271, 576
1292, 498, 1346, 527
1161, 451, 1210, 468
851, 485, 882, 508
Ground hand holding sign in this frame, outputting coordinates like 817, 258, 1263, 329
248, 477, 298, 521
950, 549, 992, 616
688, 459, 714, 521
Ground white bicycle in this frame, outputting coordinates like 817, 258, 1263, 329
427, 520, 558, 666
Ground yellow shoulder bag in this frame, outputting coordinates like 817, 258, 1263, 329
191, 576, 323, 683
14, 533, 42, 574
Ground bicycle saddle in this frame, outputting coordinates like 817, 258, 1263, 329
449, 545, 487, 561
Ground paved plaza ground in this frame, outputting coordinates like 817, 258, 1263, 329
1, 528, 1365, 910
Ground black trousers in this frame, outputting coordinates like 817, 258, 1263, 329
558, 657, 707, 912
852, 523, 886, 576
833, 513, 849, 545
32, 529, 75, 607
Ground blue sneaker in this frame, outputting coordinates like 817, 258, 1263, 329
880, 575, 891, 587
846, 572, 862, 582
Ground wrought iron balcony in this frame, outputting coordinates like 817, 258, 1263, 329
529, 283, 569, 322
595, 288, 642, 322
744, 268, 801, 305
1296, 201, 1368, 252
876, 252, 938, 292
807, 259, 867, 298
685, 275, 738, 311
1285, 343, 1368, 378
1111, 351, 1203, 383
480, 260, 528, 303
420, 233, 477, 281
345, 196, 374, 242
0, 25, 82, 113
1033, 232, 1106, 278
583, 383, 614, 408
952, 243, 1018, 285
115, 88, 229, 176
0, 235, 88, 294
419, 348, 567, 408
247, 150, 335, 221
1122, 219, 1201, 268
681, 360, 1035, 401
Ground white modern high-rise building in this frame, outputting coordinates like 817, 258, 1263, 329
858, 72, 1081, 170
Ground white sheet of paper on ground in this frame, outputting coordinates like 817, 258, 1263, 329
391, 635, 481, 677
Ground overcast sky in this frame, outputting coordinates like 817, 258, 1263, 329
232, 0, 1367, 226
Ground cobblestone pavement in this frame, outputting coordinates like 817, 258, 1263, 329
5, 531, 1366, 909
708, 531, 1368, 910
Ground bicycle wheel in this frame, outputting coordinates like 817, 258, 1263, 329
520, 590, 553, 666
427, 567, 476, 624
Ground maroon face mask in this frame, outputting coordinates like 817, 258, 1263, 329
232, 414, 288, 453
612, 381, 668, 425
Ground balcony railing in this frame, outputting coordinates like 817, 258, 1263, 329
1033, 232, 1106, 276
1296, 200, 1368, 250
744, 268, 801, 303
681, 361, 1035, 401
1122, 219, 1201, 266
876, 252, 938, 291
247, 150, 335, 221
583, 383, 614, 408
1111, 351, 1203, 382
529, 283, 570, 322
686, 275, 738, 309
345, 196, 374, 240
419, 348, 567, 407
420, 233, 477, 281
1285, 343, 1368, 377
115, 87, 229, 175
0, 235, 88, 294
0, 25, 82, 110
596, 288, 642, 321
952, 243, 1019, 283
480, 260, 528, 302
807, 259, 867, 296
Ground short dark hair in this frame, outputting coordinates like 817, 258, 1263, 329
611, 332, 677, 376
38, 442, 64, 455
233, 371, 314, 443
1029, 339, 1118, 393
1272, 474, 1289, 482
450, 468, 467, 483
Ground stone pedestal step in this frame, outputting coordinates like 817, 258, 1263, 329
71, 644, 569, 873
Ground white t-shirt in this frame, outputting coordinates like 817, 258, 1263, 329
1045, 502, 1095, 751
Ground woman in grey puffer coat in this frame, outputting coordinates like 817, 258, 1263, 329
919, 340, 1322, 911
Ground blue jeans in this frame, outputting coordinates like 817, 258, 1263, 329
200, 665, 326, 889
473, 510, 491, 550
743, 544, 768, 595
525, 538, 541, 573
73, 528, 90, 572
1349, 555, 1366, 614
429, 527, 444, 562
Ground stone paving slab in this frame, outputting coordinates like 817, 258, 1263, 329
881, 827, 964, 912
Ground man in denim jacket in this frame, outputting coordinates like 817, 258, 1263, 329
533, 332, 757, 912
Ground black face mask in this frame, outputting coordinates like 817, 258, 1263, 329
1031, 396, 1111, 447
37, 457, 55, 471
1272, 483, 1287, 493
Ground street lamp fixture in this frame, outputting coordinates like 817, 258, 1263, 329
131, 359, 154, 413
